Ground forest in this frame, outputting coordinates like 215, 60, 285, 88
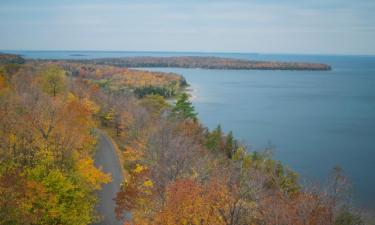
0, 53, 371, 225
56, 56, 332, 71
58, 62, 187, 98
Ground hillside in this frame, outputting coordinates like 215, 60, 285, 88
1, 57, 367, 225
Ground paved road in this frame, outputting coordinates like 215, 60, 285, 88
94, 131, 125, 225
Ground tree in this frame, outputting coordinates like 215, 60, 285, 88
148, 179, 225, 225
0, 63, 110, 224
0, 74, 8, 93
40, 65, 66, 97
335, 210, 364, 225
140, 94, 169, 117
172, 93, 197, 120
225, 131, 235, 158
113, 110, 132, 137
205, 124, 223, 152
115, 163, 155, 222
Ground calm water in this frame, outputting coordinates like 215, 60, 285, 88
3, 50, 375, 206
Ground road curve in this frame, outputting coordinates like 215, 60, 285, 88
94, 131, 125, 225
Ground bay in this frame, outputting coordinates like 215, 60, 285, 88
3, 50, 375, 206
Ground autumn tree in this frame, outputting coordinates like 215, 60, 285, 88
0, 64, 110, 225
154, 179, 225, 225
140, 94, 169, 118
40, 65, 67, 97
0, 72, 7, 90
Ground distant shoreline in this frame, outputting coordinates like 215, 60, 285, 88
47, 56, 332, 71
69, 54, 88, 57
1, 52, 332, 71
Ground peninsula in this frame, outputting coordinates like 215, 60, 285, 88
61, 56, 332, 71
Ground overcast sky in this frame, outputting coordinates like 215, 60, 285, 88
0, 0, 374, 54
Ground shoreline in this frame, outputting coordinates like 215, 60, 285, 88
45, 56, 332, 71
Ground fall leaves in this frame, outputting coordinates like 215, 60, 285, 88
156, 179, 223, 225
60, 62, 186, 98
154, 178, 249, 225
108, 89, 364, 225
77, 158, 111, 190
0, 58, 366, 225
0, 63, 110, 225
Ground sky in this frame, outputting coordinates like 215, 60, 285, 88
0, 0, 374, 55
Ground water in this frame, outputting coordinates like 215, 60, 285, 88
3, 50, 375, 207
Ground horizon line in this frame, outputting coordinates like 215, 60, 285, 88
1, 49, 375, 57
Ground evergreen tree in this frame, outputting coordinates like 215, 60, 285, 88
225, 131, 234, 158
172, 93, 197, 120
205, 124, 223, 151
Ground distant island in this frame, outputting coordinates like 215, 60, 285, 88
69, 54, 88, 57
59, 56, 332, 71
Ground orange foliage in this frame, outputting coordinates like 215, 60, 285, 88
153, 179, 226, 225
60, 62, 184, 90
0, 75, 7, 90
122, 178, 245, 225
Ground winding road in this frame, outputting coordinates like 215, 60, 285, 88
94, 131, 126, 225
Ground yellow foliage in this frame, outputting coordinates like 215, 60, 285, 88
133, 164, 146, 174
191, 168, 199, 179
82, 98, 100, 114
143, 179, 153, 188
66, 92, 77, 102
0, 74, 10, 95
77, 158, 111, 190
104, 109, 115, 121
8, 133, 17, 145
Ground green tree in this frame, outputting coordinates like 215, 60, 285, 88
205, 124, 222, 151
140, 94, 170, 117
172, 93, 197, 120
40, 66, 66, 97
335, 210, 364, 225
225, 131, 234, 158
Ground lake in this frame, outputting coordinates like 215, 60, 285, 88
3, 50, 375, 207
